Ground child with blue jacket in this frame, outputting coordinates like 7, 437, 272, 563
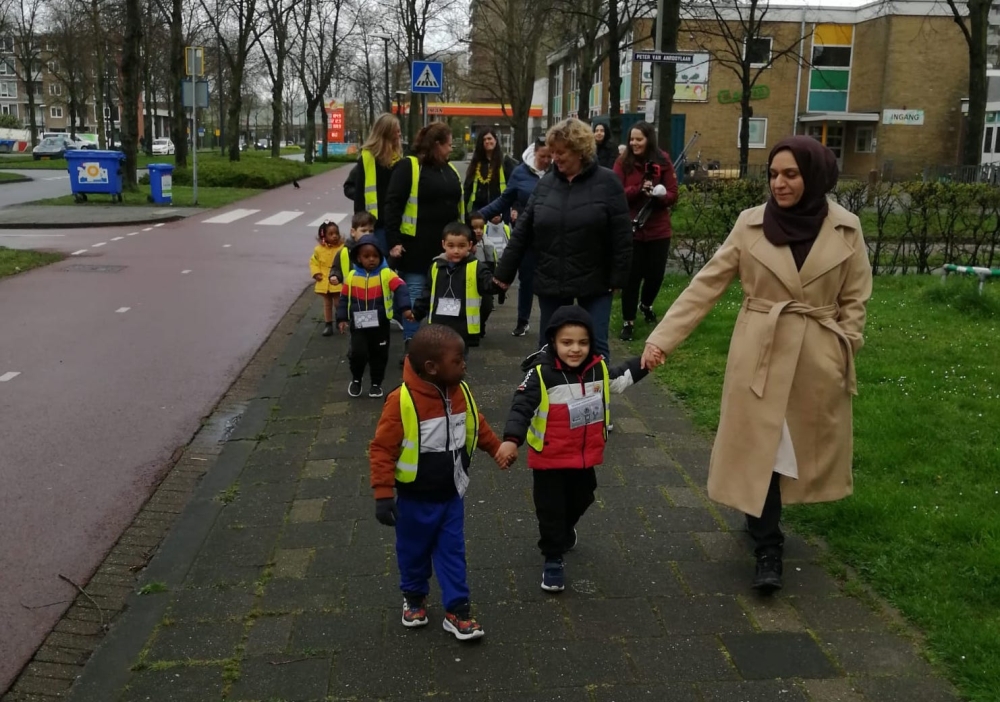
337, 235, 413, 398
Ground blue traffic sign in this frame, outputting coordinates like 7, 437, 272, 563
411, 61, 443, 94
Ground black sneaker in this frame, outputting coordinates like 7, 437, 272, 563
752, 551, 783, 594
619, 323, 634, 342
369, 384, 384, 398
541, 559, 565, 592
639, 303, 657, 324
511, 322, 529, 337
322, 322, 334, 337
348, 379, 363, 397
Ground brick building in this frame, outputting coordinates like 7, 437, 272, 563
546, 0, 970, 177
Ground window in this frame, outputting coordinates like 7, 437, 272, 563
50, 106, 63, 118
568, 62, 578, 116
47, 61, 58, 74
590, 63, 602, 116
985, 127, 994, 154
738, 117, 768, 149
744, 37, 772, 67
0, 37, 13, 54
812, 45, 852, 68
1, 103, 16, 117
0, 81, 15, 98
49, 83, 62, 96
551, 65, 563, 120
45, 41, 56, 52
855, 127, 873, 153
620, 30, 633, 105
32, 81, 42, 97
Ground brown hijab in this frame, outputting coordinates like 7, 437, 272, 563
762, 136, 839, 270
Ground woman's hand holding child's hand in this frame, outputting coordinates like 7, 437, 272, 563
495, 441, 519, 469
403, 310, 416, 322
338, 322, 348, 334
328, 275, 340, 286
641, 343, 666, 370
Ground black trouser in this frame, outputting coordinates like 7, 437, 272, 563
746, 472, 784, 557
481, 293, 494, 332
621, 238, 671, 322
532, 468, 597, 560
349, 325, 390, 384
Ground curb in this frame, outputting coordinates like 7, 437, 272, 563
0, 215, 189, 230
0, 175, 32, 186
0, 287, 315, 702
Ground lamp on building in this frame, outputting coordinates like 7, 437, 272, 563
371, 33, 393, 114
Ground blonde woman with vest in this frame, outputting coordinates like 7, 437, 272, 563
345, 113, 403, 255
498, 305, 649, 592
463, 128, 515, 221
383, 122, 465, 352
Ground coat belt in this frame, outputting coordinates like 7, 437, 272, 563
744, 297, 857, 399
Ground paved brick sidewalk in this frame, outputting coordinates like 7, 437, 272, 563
42, 290, 956, 702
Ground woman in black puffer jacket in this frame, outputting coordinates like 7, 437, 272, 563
494, 118, 632, 361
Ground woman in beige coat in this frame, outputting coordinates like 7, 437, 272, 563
641, 136, 872, 594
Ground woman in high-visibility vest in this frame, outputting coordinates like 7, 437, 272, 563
383, 122, 465, 353
463, 128, 515, 222
344, 113, 403, 256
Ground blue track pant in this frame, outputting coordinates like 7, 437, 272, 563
395, 494, 470, 614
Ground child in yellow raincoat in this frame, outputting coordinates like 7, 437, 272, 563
310, 221, 345, 336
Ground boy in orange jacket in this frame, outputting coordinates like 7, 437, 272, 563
369, 325, 515, 640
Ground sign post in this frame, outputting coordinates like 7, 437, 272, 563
411, 60, 443, 127
185, 46, 205, 204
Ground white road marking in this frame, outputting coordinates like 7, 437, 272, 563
71, 249, 88, 256
256, 210, 304, 226
44, 175, 69, 181
115, 307, 131, 313
307, 212, 348, 228
181, 269, 192, 274
110, 236, 123, 241
223, 244, 232, 248
142, 227, 152, 231
92, 242, 106, 247
203, 208, 260, 224
154, 223, 165, 227
0, 372, 21, 382
126, 232, 138, 236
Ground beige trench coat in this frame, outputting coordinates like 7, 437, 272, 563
646, 201, 873, 517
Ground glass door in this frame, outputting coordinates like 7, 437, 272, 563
806, 124, 845, 170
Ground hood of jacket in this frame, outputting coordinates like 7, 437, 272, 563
432, 251, 477, 267
519, 304, 603, 374
349, 234, 389, 273
522, 143, 546, 177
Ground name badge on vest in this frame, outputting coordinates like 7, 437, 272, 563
354, 309, 380, 329
437, 297, 461, 317
568, 393, 604, 430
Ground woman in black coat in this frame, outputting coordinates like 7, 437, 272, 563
343, 113, 403, 254
594, 123, 619, 169
464, 128, 516, 221
383, 122, 464, 345
494, 118, 632, 361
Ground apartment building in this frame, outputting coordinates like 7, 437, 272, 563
547, 0, 970, 177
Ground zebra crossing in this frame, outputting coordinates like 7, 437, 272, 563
201, 209, 350, 228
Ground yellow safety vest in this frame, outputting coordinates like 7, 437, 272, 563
429, 260, 481, 335
467, 161, 507, 214
332, 247, 351, 283
526, 362, 611, 451
361, 149, 380, 218
345, 269, 395, 321
400, 156, 465, 236
396, 381, 480, 483
503, 223, 511, 241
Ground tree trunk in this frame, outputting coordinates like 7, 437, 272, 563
656, 0, 682, 156
121, 0, 142, 189
320, 105, 329, 161
270, 60, 283, 158
171, 0, 188, 167
964, 0, 990, 167
91, 0, 107, 149
607, 0, 622, 139
226, 73, 243, 161
577, 50, 592, 119
408, 92, 420, 144
304, 98, 319, 163
25, 82, 37, 146
739, 68, 752, 175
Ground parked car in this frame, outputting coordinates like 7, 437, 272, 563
151, 138, 175, 155
32, 136, 81, 160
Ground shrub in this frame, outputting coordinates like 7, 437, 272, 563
0, 113, 22, 130
167, 158, 310, 189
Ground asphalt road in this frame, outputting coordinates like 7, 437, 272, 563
0, 169, 75, 208
0, 167, 354, 692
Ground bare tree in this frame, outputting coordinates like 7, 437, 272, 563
656, 0, 681, 150
253, 0, 297, 156
946, 0, 991, 166
202, 0, 260, 160
684, 0, 808, 173
9, 0, 44, 146
48, 0, 96, 137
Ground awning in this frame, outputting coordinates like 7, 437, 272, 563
798, 112, 880, 123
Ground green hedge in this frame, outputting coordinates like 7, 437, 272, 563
139, 158, 309, 189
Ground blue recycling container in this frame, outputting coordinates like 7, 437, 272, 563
147, 163, 175, 204
66, 150, 125, 203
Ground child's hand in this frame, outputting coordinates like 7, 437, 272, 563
495, 441, 518, 469
402, 310, 415, 322
641, 343, 665, 370
375, 498, 398, 526
313, 273, 323, 281
338, 322, 348, 334
328, 275, 340, 286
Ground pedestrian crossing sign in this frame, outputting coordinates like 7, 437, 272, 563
411, 60, 443, 94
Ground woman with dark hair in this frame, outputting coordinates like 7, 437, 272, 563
613, 121, 678, 341
641, 136, 872, 593
384, 122, 465, 351
594, 123, 618, 169
464, 129, 516, 221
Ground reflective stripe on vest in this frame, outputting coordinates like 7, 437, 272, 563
467, 162, 507, 214
345, 268, 395, 321
400, 157, 465, 236
395, 381, 480, 483
525, 362, 611, 452
429, 259, 481, 335
336, 248, 350, 282
361, 149, 380, 218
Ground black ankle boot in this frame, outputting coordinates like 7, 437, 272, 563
752, 550, 783, 594
322, 322, 334, 337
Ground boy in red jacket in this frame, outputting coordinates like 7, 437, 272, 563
497, 305, 648, 592
369, 324, 513, 640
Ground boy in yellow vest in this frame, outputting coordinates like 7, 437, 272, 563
413, 222, 498, 352
329, 212, 376, 291
369, 325, 513, 640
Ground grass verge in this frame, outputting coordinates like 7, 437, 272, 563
0, 247, 64, 279
0, 171, 29, 183
617, 274, 1000, 701
24, 185, 261, 209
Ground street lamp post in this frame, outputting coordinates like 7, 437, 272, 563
371, 33, 392, 114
